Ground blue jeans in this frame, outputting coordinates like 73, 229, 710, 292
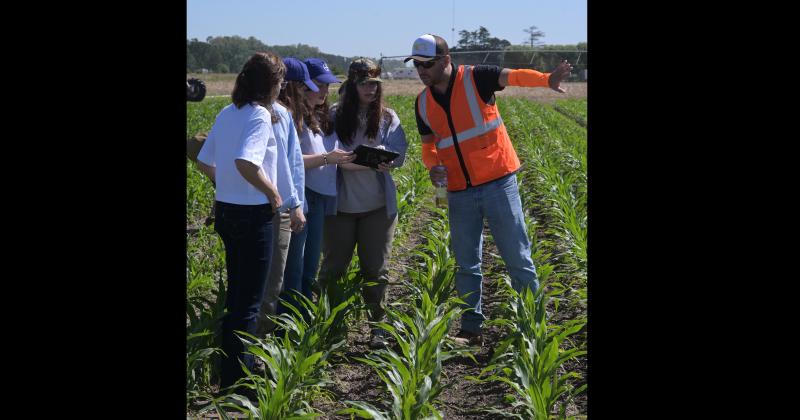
279, 188, 328, 317
447, 173, 538, 334
214, 201, 274, 389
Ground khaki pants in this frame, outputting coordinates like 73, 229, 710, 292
256, 211, 291, 335
318, 207, 397, 326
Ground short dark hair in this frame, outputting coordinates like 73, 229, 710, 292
431, 34, 450, 56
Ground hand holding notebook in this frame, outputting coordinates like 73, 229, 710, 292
352, 145, 399, 169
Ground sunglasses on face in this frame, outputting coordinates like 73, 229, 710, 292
413, 58, 440, 69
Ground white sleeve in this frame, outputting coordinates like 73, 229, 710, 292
196, 127, 215, 166
235, 111, 272, 166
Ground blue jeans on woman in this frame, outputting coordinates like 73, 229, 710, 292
447, 173, 538, 334
279, 188, 328, 317
214, 201, 274, 389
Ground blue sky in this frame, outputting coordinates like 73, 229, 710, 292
187, 0, 586, 59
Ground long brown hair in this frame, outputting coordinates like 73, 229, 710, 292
328, 79, 388, 145
277, 80, 310, 133
232, 52, 285, 123
303, 100, 330, 136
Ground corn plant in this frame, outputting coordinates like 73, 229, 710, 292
186, 97, 228, 225
277, 285, 361, 361
187, 272, 227, 405
552, 99, 587, 128
214, 330, 325, 419
500, 99, 587, 308
213, 276, 364, 418
339, 292, 468, 420
187, 225, 225, 298
316, 256, 369, 337
470, 280, 586, 419
394, 173, 416, 225
385, 95, 428, 238
408, 207, 455, 307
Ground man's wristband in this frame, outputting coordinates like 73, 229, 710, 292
322, 153, 329, 165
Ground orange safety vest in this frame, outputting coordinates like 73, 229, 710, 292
417, 65, 520, 191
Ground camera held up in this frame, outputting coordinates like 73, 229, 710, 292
186, 78, 207, 102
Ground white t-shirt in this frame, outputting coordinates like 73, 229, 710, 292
299, 125, 338, 196
197, 103, 278, 205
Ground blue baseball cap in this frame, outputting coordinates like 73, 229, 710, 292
304, 58, 341, 84
282, 57, 319, 92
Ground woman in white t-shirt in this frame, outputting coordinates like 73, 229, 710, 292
195, 52, 284, 391
318, 58, 408, 349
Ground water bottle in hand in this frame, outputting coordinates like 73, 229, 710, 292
432, 164, 448, 208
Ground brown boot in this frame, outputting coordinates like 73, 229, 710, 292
368, 329, 388, 349
450, 329, 484, 347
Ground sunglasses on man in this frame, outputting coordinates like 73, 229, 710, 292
413, 57, 441, 69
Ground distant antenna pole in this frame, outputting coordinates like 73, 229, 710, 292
451, 0, 455, 46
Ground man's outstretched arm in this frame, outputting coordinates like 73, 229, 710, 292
498, 60, 574, 93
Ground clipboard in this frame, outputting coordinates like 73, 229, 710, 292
352, 144, 399, 169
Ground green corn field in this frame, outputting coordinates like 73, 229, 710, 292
187, 93, 587, 419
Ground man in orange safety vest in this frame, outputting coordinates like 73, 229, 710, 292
406, 33, 573, 346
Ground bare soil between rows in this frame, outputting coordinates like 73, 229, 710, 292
189, 202, 586, 419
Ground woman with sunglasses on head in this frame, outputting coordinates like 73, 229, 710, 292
277, 58, 355, 319
317, 58, 408, 349
194, 52, 284, 391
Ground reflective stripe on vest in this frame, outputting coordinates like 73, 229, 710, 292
418, 89, 432, 130
432, 65, 504, 150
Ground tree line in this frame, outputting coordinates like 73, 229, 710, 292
188, 26, 586, 76
187, 35, 403, 75
451, 26, 587, 77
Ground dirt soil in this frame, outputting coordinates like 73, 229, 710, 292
306, 205, 586, 419
188, 206, 586, 419
302, 206, 519, 419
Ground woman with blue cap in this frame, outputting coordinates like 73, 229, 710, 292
278, 58, 354, 319
256, 56, 318, 334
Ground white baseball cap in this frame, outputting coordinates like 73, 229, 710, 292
404, 34, 449, 62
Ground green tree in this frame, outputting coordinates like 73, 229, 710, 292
188, 38, 222, 72
523, 25, 546, 48
453, 26, 510, 51
187, 44, 199, 72
186, 35, 362, 75
207, 35, 256, 73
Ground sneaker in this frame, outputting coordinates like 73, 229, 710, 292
450, 329, 484, 347
368, 331, 388, 349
